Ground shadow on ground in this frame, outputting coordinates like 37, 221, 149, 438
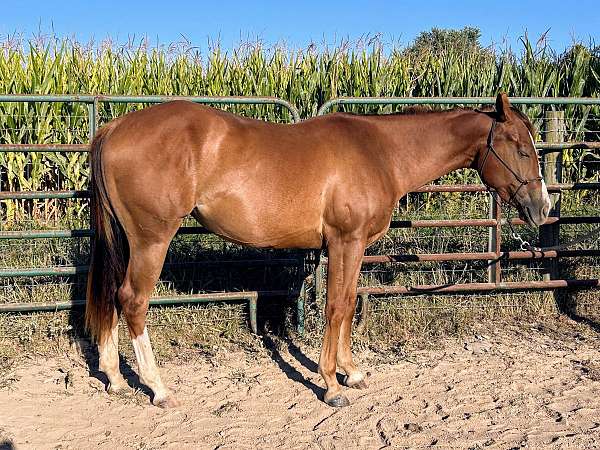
553, 255, 600, 332
262, 334, 325, 400
64, 237, 317, 401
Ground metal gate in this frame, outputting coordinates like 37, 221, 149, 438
316, 97, 600, 314
0, 95, 303, 334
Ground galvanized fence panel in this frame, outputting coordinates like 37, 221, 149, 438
0, 95, 303, 334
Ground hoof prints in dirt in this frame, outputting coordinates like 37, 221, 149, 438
2, 324, 600, 448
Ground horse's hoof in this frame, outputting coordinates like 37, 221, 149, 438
107, 382, 129, 395
325, 394, 350, 408
343, 373, 368, 390
153, 394, 181, 408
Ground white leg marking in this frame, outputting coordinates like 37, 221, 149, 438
344, 371, 366, 385
98, 323, 127, 392
132, 327, 173, 404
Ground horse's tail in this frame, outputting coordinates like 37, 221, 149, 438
85, 121, 128, 344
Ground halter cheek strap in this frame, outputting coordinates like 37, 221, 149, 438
478, 119, 543, 207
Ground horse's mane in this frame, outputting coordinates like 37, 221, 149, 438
342, 105, 536, 135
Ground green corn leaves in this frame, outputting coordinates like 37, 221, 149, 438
0, 36, 598, 226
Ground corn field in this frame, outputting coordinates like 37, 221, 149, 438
1, 36, 599, 226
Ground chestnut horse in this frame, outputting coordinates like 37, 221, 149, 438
86, 93, 550, 408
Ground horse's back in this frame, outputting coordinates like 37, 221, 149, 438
97, 102, 393, 249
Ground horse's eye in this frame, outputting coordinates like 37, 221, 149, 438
518, 149, 530, 158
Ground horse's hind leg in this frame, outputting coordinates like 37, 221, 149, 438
118, 222, 181, 408
98, 311, 128, 394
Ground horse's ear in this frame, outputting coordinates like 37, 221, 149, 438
495, 92, 511, 122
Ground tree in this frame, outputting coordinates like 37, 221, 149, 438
405, 26, 484, 56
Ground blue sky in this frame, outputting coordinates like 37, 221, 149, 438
2, 0, 598, 52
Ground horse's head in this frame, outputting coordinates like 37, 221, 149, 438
475, 93, 551, 227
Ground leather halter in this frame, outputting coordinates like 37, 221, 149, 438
478, 119, 543, 207
477, 117, 599, 253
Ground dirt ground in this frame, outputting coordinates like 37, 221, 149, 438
2, 317, 600, 449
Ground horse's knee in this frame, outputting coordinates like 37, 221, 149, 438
325, 302, 346, 324
118, 283, 148, 336
326, 293, 357, 325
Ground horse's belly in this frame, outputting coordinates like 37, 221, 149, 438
193, 201, 323, 249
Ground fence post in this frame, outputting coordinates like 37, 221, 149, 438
541, 111, 564, 284
315, 251, 325, 306
87, 99, 98, 283
295, 255, 309, 336
487, 195, 502, 283
88, 99, 98, 141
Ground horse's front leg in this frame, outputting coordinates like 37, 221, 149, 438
336, 291, 368, 390
318, 234, 365, 407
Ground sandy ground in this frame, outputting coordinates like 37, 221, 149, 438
2, 319, 600, 449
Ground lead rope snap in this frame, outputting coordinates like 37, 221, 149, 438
511, 230, 531, 252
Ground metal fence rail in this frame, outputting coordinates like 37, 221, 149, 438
0, 292, 261, 334
317, 96, 600, 116
1, 95, 599, 336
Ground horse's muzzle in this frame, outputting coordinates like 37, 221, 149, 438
516, 181, 551, 227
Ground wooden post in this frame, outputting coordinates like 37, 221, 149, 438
541, 111, 564, 284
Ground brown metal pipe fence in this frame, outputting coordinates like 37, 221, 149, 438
312, 97, 600, 322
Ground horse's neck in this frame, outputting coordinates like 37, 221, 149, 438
372, 111, 488, 198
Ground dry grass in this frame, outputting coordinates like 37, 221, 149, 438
1, 186, 598, 369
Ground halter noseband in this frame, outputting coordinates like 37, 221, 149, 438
478, 119, 543, 207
